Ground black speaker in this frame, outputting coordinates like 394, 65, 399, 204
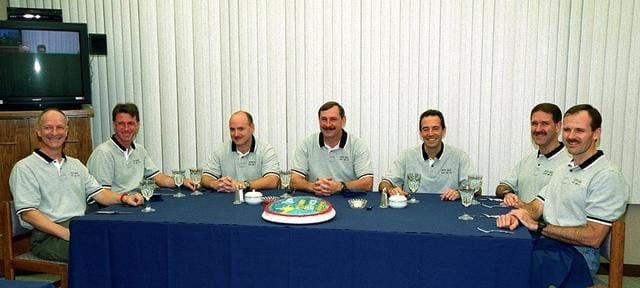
89, 34, 107, 55
7, 7, 63, 22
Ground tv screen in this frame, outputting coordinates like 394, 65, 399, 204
0, 21, 91, 109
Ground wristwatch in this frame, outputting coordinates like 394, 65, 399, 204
244, 180, 251, 190
340, 181, 348, 193
535, 219, 547, 236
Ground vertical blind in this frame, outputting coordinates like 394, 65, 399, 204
11, 0, 640, 203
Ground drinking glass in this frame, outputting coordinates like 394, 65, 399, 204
189, 168, 203, 196
458, 184, 475, 220
140, 179, 156, 212
468, 174, 483, 205
172, 169, 186, 198
406, 173, 421, 204
279, 170, 291, 198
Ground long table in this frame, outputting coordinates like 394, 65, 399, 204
69, 190, 533, 288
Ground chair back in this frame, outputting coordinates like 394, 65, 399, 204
600, 219, 625, 288
1, 201, 68, 288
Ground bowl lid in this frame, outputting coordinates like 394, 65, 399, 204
245, 190, 263, 197
388, 195, 407, 202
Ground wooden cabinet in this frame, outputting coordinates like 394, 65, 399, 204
0, 108, 93, 202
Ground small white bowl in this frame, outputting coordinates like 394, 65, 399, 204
244, 191, 263, 205
388, 195, 407, 208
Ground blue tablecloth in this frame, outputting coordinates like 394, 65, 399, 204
0, 280, 55, 288
69, 190, 533, 288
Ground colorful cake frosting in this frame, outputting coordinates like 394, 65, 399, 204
262, 196, 335, 224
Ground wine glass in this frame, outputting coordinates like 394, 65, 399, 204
406, 173, 421, 204
468, 174, 483, 205
458, 184, 475, 220
189, 168, 203, 196
279, 170, 291, 198
172, 169, 186, 198
140, 179, 156, 212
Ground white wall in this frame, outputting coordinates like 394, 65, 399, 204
11, 0, 640, 262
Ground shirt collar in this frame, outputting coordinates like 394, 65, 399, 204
538, 142, 565, 159
110, 134, 136, 152
569, 150, 604, 170
422, 142, 444, 161
33, 148, 66, 163
318, 129, 348, 149
231, 135, 256, 153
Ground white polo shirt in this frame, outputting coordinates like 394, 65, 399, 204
10, 149, 103, 229
204, 136, 280, 182
500, 143, 570, 202
88, 135, 161, 193
382, 143, 473, 193
537, 150, 628, 227
292, 130, 373, 183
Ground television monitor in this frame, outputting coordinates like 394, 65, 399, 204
0, 21, 91, 109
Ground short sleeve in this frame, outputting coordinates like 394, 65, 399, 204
382, 151, 408, 187
291, 140, 310, 178
87, 148, 115, 188
352, 138, 373, 179
204, 146, 224, 179
260, 143, 281, 177
142, 148, 160, 179
499, 158, 523, 193
585, 169, 628, 224
9, 162, 41, 213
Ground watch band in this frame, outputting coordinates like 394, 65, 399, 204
535, 220, 547, 236
340, 181, 348, 193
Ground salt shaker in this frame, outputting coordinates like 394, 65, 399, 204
379, 187, 388, 208
233, 186, 244, 205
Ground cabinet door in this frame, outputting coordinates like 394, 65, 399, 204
0, 119, 32, 202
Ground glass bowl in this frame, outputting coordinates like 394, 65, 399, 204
348, 198, 368, 209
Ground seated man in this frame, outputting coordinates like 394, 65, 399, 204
9, 108, 143, 262
201, 111, 280, 192
379, 109, 473, 201
291, 101, 373, 195
496, 103, 570, 205
88, 103, 195, 194
497, 104, 628, 286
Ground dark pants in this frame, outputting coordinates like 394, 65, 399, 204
30, 219, 72, 262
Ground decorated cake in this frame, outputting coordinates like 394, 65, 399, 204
262, 196, 335, 224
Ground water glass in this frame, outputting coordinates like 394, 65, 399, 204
406, 173, 421, 204
172, 169, 186, 198
279, 170, 292, 198
189, 168, 203, 196
460, 188, 475, 207
468, 174, 483, 205
458, 184, 475, 220
140, 179, 156, 212
469, 174, 483, 191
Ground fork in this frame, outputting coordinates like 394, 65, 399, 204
481, 203, 504, 209
477, 227, 514, 234
481, 213, 500, 218
480, 197, 503, 202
